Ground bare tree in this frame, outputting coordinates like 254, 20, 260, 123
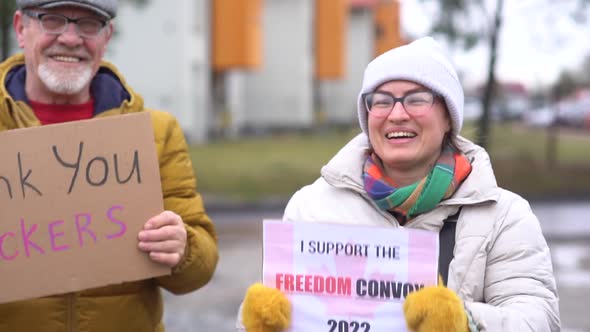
1, 0, 16, 61
553, 71, 579, 101
417, 0, 590, 149
417, 0, 503, 149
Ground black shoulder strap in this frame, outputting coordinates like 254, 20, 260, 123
438, 208, 462, 286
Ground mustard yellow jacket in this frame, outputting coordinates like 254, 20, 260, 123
0, 54, 219, 332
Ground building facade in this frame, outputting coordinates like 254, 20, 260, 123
107, 0, 403, 143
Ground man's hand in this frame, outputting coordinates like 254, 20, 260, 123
138, 210, 187, 268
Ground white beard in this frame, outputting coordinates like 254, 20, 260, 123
38, 62, 93, 95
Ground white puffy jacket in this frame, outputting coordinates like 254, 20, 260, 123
281, 134, 559, 331
236, 134, 560, 332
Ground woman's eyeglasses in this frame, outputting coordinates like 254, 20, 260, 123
363, 90, 440, 117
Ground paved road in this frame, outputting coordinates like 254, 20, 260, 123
162, 205, 590, 332
162, 209, 278, 332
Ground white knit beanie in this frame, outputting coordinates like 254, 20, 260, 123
357, 36, 464, 137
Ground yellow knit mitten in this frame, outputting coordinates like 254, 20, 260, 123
243, 283, 291, 332
403, 281, 468, 332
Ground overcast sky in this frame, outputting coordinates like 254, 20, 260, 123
401, 0, 590, 91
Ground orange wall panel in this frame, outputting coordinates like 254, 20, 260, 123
212, 0, 262, 71
349, 0, 378, 9
315, 0, 348, 80
374, 0, 404, 57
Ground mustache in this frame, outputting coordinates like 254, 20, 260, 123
44, 46, 90, 58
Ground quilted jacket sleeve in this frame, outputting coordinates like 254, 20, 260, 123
150, 110, 219, 294
464, 193, 560, 331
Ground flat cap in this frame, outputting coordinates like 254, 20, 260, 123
17, 0, 118, 19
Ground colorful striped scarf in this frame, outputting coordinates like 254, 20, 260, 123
363, 146, 472, 224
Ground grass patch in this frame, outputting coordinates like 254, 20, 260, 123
189, 129, 360, 201
461, 123, 590, 198
189, 123, 590, 202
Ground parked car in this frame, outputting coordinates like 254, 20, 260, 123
523, 105, 556, 128
495, 97, 529, 121
464, 97, 483, 121
556, 98, 590, 128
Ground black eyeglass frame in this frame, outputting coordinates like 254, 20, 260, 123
362, 90, 442, 117
22, 10, 108, 38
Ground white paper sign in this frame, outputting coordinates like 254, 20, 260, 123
263, 220, 439, 332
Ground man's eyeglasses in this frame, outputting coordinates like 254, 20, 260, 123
363, 90, 440, 117
23, 10, 108, 38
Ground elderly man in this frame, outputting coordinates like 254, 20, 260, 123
0, 0, 218, 331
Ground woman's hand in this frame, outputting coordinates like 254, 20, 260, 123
403, 282, 468, 332
243, 283, 291, 332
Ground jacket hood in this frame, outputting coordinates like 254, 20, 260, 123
321, 133, 500, 206
0, 54, 144, 129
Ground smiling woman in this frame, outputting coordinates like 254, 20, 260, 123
366, 80, 453, 189
238, 37, 560, 332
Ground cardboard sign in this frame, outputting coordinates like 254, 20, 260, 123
0, 112, 169, 304
263, 220, 439, 332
